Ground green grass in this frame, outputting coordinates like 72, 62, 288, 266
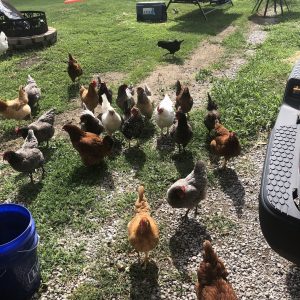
1, 0, 300, 298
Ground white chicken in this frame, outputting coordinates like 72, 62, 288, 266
0, 31, 8, 55
101, 94, 122, 135
24, 75, 41, 108
154, 94, 175, 135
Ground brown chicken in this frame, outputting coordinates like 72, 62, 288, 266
62, 124, 114, 166
80, 80, 99, 113
204, 93, 221, 132
195, 240, 237, 300
136, 84, 154, 119
175, 80, 193, 114
210, 121, 241, 169
128, 185, 159, 268
67, 53, 83, 82
0, 86, 31, 120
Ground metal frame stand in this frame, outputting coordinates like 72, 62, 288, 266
252, 0, 290, 16
166, 0, 233, 20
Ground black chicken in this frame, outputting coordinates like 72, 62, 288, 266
157, 39, 184, 56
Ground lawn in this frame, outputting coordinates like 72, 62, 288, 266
1, 0, 300, 298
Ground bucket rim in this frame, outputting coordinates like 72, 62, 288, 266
0, 204, 35, 254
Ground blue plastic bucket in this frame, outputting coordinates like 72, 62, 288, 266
0, 204, 41, 300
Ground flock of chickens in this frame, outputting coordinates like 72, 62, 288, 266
0, 53, 242, 299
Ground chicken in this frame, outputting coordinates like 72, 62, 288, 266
136, 84, 154, 119
175, 81, 193, 114
210, 121, 241, 169
128, 186, 159, 268
15, 109, 55, 147
167, 161, 207, 218
0, 86, 31, 120
63, 124, 114, 166
154, 94, 175, 135
121, 107, 145, 147
80, 103, 104, 135
204, 93, 221, 132
116, 84, 135, 112
67, 53, 83, 82
97, 77, 113, 105
2, 130, 45, 183
0, 31, 8, 55
24, 75, 41, 109
101, 94, 122, 136
170, 109, 193, 151
195, 240, 237, 300
80, 80, 99, 113
157, 39, 184, 56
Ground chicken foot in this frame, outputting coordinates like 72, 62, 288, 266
221, 158, 228, 169
142, 251, 149, 270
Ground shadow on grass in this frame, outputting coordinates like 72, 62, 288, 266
67, 82, 80, 100
159, 55, 184, 65
249, 10, 300, 25
69, 162, 115, 190
130, 261, 160, 300
169, 218, 210, 278
286, 265, 300, 300
213, 167, 245, 218
172, 150, 194, 177
140, 121, 156, 142
124, 146, 146, 170
156, 134, 175, 154
169, 10, 241, 34
17, 181, 43, 204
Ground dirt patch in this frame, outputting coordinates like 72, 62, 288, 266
18, 54, 41, 69
285, 51, 300, 65
93, 71, 126, 86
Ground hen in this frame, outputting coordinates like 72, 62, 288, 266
170, 109, 193, 151
136, 84, 154, 119
0, 86, 31, 120
154, 94, 175, 135
195, 240, 237, 300
204, 93, 221, 132
80, 80, 99, 113
0, 31, 8, 55
121, 107, 145, 147
16, 109, 55, 147
128, 185, 159, 268
3, 130, 45, 183
80, 103, 104, 135
67, 53, 83, 82
167, 161, 207, 218
210, 121, 241, 169
175, 81, 193, 114
97, 77, 112, 105
24, 75, 41, 109
63, 124, 114, 166
116, 84, 135, 112
101, 94, 122, 136
157, 39, 184, 56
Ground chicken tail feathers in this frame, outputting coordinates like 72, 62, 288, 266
138, 185, 145, 202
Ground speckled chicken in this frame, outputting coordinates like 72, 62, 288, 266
67, 53, 83, 82
136, 84, 154, 119
210, 121, 241, 169
80, 103, 104, 135
16, 108, 55, 147
175, 80, 193, 114
121, 107, 145, 147
167, 161, 207, 218
116, 84, 135, 112
170, 109, 193, 151
3, 130, 45, 183
204, 93, 221, 132
24, 75, 41, 109
128, 186, 159, 268
97, 77, 113, 105
195, 240, 237, 300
